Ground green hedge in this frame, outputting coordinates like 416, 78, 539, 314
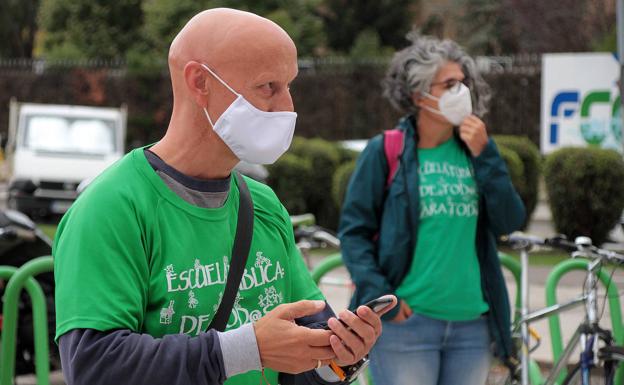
497, 145, 525, 195
544, 147, 624, 245
270, 137, 342, 229
493, 135, 541, 228
266, 153, 312, 215
332, 160, 357, 209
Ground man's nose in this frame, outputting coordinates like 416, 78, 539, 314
270, 89, 294, 112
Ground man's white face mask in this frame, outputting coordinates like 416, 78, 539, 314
201, 64, 297, 165
422, 82, 473, 126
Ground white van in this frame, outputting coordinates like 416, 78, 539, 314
6, 99, 126, 217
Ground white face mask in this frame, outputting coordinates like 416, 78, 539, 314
423, 82, 473, 126
201, 64, 297, 165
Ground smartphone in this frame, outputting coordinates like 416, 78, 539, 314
323, 294, 396, 330
363, 295, 395, 315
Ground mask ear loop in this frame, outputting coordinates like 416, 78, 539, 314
418, 91, 443, 116
200, 63, 240, 128
200, 63, 239, 96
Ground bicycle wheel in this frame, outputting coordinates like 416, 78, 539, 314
560, 362, 613, 385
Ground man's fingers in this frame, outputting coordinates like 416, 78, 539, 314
276, 300, 326, 320
308, 346, 337, 361
355, 307, 381, 336
305, 328, 334, 347
330, 334, 356, 364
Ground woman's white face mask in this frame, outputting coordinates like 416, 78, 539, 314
422, 82, 473, 126
201, 64, 297, 165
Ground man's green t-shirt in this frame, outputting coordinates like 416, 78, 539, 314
53, 149, 324, 385
396, 138, 489, 321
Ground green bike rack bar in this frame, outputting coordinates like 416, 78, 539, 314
290, 213, 316, 228
545, 259, 623, 385
499, 253, 546, 385
0, 256, 54, 385
311, 253, 344, 285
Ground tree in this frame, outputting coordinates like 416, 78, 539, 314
453, 0, 519, 55
452, 0, 616, 55
38, 0, 144, 60
317, 0, 417, 53
0, 0, 40, 58
127, 0, 327, 72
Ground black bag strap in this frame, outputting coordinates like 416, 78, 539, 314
207, 172, 254, 332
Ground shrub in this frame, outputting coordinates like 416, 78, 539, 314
332, 160, 357, 208
286, 137, 342, 229
497, 145, 525, 196
336, 146, 359, 165
266, 153, 312, 215
493, 135, 541, 228
544, 147, 624, 245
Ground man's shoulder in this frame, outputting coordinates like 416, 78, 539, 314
71, 149, 154, 211
243, 176, 281, 209
242, 176, 291, 226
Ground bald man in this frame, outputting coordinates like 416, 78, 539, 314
53, 8, 395, 385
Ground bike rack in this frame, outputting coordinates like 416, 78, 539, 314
499, 252, 547, 385
545, 259, 623, 385
310, 253, 343, 285
0, 256, 54, 385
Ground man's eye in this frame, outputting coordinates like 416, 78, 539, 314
260, 83, 275, 93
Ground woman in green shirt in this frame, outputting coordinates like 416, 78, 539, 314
339, 33, 525, 385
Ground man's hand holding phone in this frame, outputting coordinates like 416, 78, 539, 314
325, 295, 397, 367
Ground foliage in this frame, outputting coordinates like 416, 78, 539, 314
318, 0, 416, 54
0, 0, 39, 58
452, 0, 518, 55
493, 135, 541, 228
130, 0, 327, 69
288, 137, 341, 229
451, 0, 616, 55
332, 159, 356, 208
38, 0, 144, 60
544, 147, 624, 245
348, 29, 393, 59
266, 153, 311, 215
336, 146, 359, 165
496, 145, 524, 197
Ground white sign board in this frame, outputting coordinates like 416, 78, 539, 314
541, 53, 622, 154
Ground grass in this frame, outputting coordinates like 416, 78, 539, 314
499, 248, 570, 266
37, 223, 58, 240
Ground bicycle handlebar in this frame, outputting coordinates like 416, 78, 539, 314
294, 225, 341, 249
500, 232, 624, 264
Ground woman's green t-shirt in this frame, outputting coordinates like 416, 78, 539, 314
396, 138, 489, 321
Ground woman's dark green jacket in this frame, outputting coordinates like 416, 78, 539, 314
338, 116, 525, 363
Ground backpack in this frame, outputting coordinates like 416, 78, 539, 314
383, 128, 405, 187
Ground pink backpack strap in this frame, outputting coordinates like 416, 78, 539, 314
383, 129, 404, 188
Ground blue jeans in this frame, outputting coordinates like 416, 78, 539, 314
369, 313, 492, 385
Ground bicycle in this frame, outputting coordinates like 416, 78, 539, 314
291, 213, 341, 269
501, 233, 624, 385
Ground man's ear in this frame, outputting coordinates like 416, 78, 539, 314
184, 61, 211, 105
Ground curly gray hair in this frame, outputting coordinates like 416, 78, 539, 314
382, 32, 491, 117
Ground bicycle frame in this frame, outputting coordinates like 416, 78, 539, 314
515, 246, 603, 385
